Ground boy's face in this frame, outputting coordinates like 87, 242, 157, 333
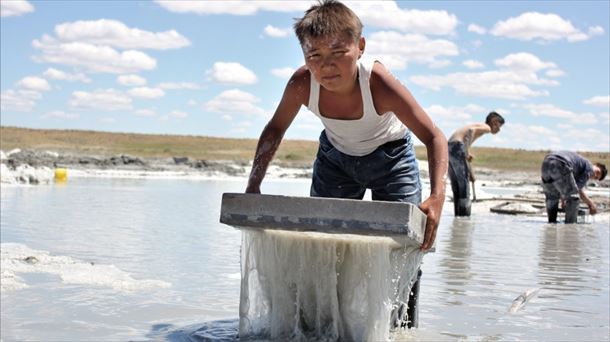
490, 119, 503, 134
592, 166, 602, 180
302, 33, 364, 93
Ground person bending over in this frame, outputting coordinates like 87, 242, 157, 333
447, 111, 504, 216
541, 151, 606, 223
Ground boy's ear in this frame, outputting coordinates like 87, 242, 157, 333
358, 37, 366, 58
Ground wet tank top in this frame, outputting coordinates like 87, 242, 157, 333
307, 60, 408, 157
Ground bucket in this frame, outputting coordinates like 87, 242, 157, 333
577, 208, 590, 224
54, 168, 67, 182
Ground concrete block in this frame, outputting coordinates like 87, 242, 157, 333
220, 193, 427, 245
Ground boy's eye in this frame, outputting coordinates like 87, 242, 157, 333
332, 50, 346, 56
307, 54, 321, 60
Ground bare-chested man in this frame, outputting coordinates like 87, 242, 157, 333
448, 111, 505, 216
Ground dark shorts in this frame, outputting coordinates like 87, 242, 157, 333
541, 157, 579, 200
448, 141, 471, 216
540, 156, 580, 223
310, 130, 421, 205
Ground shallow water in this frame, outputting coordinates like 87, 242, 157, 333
1, 177, 608, 341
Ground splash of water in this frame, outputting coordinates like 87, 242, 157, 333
239, 229, 423, 341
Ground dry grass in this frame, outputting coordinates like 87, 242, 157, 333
1, 126, 608, 172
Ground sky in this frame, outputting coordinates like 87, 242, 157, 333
1, 0, 609, 152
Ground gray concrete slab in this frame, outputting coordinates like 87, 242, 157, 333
220, 193, 427, 245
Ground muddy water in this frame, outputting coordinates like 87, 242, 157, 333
1, 177, 608, 341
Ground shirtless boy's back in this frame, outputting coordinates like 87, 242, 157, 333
448, 112, 504, 216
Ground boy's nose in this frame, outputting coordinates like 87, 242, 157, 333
321, 55, 335, 68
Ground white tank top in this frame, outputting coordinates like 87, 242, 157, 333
307, 60, 408, 156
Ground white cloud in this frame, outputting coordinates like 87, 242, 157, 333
1, 0, 34, 17
203, 89, 266, 116
463, 59, 484, 69
169, 110, 188, 118
561, 127, 609, 152
33, 37, 157, 74
410, 52, 560, 100
348, 2, 457, 35
429, 59, 452, 69
501, 123, 562, 150
127, 87, 165, 99
0, 89, 41, 112
155, 1, 458, 36
583, 95, 610, 108
588, 26, 604, 36
155, 0, 309, 15
206, 62, 257, 85
221, 114, 232, 121
16, 76, 51, 91
491, 12, 602, 42
425, 104, 483, 122
42, 110, 79, 120
494, 52, 557, 72
599, 112, 610, 125
410, 70, 550, 100
264, 25, 291, 38
54, 19, 190, 50
467, 24, 486, 35
365, 31, 459, 70
43, 68, 91, 83
523, 103, 598, 125
117, 74, 147, 86
545, 69, 565, 78
158, 82, 202, 90
69, 89, 132, 111
271, 67, 295, 79
134, 109, 156, 117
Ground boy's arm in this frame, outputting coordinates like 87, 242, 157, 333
371, 63, 447, 251
579, 189, 598, 215
246, 69, 308, 193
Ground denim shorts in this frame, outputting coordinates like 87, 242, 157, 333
541, 157, 579, 200
310, 130, 422, 204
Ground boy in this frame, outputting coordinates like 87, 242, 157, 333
245, 0, 447, 331
541, 151, 607, 223
447, 111, 504, 216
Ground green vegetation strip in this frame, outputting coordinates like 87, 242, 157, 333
1, 126, 608, 172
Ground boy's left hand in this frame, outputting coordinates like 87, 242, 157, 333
418, 194, 444, 251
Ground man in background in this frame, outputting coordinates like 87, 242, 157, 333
541, 151, 607, 223
447, 112, 505, 216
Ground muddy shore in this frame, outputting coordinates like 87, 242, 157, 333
2, 148, 608, 217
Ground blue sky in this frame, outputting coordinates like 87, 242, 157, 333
1, 0, 609, 152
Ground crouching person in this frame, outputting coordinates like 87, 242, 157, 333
541, 151, 607, 223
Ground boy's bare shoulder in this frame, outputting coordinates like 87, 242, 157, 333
284, 65, 311, 105
369, 61, 392, 86
290, 65, 310, 84
369, 61, 400, 112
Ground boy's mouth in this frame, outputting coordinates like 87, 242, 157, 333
322, 74, 340, 82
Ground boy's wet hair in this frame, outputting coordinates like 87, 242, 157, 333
485, 111, 505, 125
293, 0, 363, 46
595, 162, 607, 181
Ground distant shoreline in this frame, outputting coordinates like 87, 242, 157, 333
1, 126, 609, 175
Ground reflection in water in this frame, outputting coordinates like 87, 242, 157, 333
1, 179, 608, 341
538, 224, 601, 294
439, 218, 475, 298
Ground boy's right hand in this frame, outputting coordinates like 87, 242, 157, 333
418, 194, 444, 251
